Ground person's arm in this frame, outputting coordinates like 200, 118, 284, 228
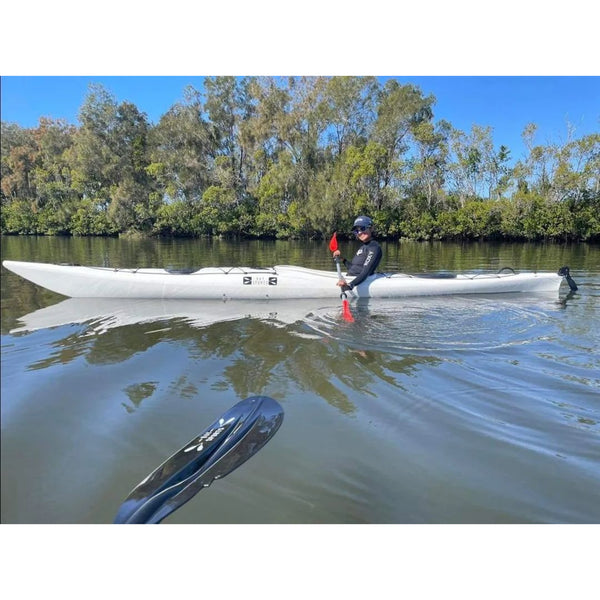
347, 245, 382, 289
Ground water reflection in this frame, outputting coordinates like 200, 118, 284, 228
9, 297, 444, 414
123, 381, 159, 413
306, 294, 566, 352
9, 297, 328, 335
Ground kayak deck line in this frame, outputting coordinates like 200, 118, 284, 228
2, 259, 572, 300
80, 265, 280, 275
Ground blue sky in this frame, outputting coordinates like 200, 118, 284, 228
1, 76, 598, 163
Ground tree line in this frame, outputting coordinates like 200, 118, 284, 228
1, 77, 599, 241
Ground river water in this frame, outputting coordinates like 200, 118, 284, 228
1, 236, 599, 524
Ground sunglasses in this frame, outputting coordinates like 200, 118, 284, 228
352, 226, 370, 233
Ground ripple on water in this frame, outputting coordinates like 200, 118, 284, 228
301, 295, 563, 354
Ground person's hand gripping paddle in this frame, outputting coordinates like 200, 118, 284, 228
329, 232, 354, 322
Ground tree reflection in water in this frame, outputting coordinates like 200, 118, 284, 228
12, 298, 441, 415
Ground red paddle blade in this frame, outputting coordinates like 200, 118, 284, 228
342, 298, 354, 322
329, 232, 338, 252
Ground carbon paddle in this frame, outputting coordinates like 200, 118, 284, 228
114, 396, 284, 524
329, 232, 355, 322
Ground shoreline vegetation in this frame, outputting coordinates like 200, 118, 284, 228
1, 77, 598, 242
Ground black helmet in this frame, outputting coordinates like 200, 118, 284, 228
352, 215, 373, 231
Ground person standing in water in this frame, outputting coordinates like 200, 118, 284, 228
332, 215, 382, 292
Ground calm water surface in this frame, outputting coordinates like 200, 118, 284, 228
1, 236, 599, 523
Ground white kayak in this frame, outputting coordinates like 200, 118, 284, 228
2, 259, 573, 300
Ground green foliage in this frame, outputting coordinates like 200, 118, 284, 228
70, 199, 115, 236
198, 186, 236, 235
399, 210, 438, 241
252, 156, 295, 237
449, 200, 502, 239
1, 78, 598, 242
36, 205, 72, 235
2, 200, 38, 234
152, 200, 198, 237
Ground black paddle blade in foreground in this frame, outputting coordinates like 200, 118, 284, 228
114, 396, 284, 524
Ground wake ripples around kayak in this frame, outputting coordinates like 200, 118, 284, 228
300, 295, 563, 354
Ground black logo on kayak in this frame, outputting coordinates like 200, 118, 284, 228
243, 275, 277, 285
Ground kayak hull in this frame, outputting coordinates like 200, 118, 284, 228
2, 260, 565, 299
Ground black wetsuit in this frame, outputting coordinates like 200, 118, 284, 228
342, 239, 382, 289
